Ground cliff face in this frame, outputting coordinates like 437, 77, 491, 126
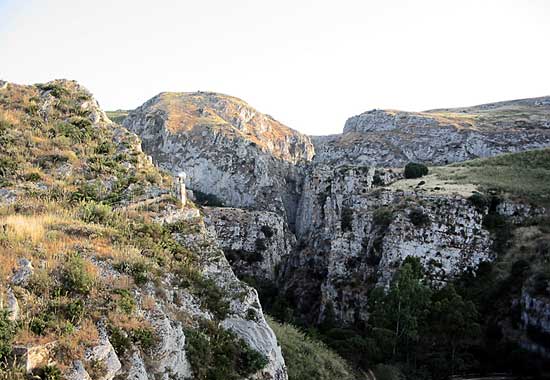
123, 92, 314, 227
287, 165, 493, 324
313, 97, 550, 167
0, 80, 286, 380
204, 207, 296, 282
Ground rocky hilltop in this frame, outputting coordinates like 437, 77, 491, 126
123, 92, 314, 228
125, 91, 550, 378
313, 96, 550, 167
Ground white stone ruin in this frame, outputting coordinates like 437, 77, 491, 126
175, 172, 187, 207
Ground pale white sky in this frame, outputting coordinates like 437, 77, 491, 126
1, 0, 549, 135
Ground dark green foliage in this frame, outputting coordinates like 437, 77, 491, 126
185, 320, 268, 380
0, 157, 18, 178
193, 190, 225, 207
113, 289, 136, 314
38, 365, 62, 380
341, 207, 353, 232
369, 257, 432, 358
268, 318, 356, 380
404, 162, 429, 179
94, 140, 116, 155
65, 299, 85, 324
428, 284, 480, 375
468, 192, 490, 210
61, 254, 94, 295
71, 182, 104, 203
114, 261, 150, 286
0, 310, 16, 362
23, 172, 42, 182
191, 277, 230, 320
108, 325, 132, 356
52, 119, 93, 143
373, 207, 394, 228
108, 323, 156, 355
36, 83, 69, 98
131, 327, 156, 351
408, 208, 430, 227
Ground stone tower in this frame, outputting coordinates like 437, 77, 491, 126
175, 172, 187, 207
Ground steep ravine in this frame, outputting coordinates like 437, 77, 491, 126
124, 92, 550, 377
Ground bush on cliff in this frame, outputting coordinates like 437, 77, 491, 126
404, 162, 429, 179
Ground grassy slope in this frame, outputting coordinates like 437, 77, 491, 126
267, 317, 357, 380
0, 80, 268, 379
435, 148, 550, 206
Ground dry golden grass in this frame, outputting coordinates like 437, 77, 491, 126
55, 319, 100, 367
141, 295, 156, 311
108, 311, 149, 331
0, 214, 53, 243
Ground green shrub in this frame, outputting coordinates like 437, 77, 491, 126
114, 261, 150, 286
0, 309, 16, 361
373, 207, 394, 228
108, 325, 131, 356
185, 320, 268, 380
114, 289, 136, 314
131, 327, 156, 351
0, 158, 18, 177
192, 277, 230, 320
36, 83, 69, 98
65, 299, 85, 324
94, 140, 116, 155
468, 192, 490, 210
408, 208, 430, 227
404, 162, 429, 179
61, 254, 94, 295
39, 365, 62, 380
79, 201, 112, 224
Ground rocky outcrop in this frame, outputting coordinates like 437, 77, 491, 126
123, 92, 314, 227
204, 207, 296, 282
286, 164, 492, 324
313, 98, 550, 167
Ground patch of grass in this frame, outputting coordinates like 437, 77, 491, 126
440, 148, 550, 206
105, 110, 129, 125
267, 317, 356, 380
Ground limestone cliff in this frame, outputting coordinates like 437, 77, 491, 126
123, 92, 314, 227
313, 97, 550, 167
